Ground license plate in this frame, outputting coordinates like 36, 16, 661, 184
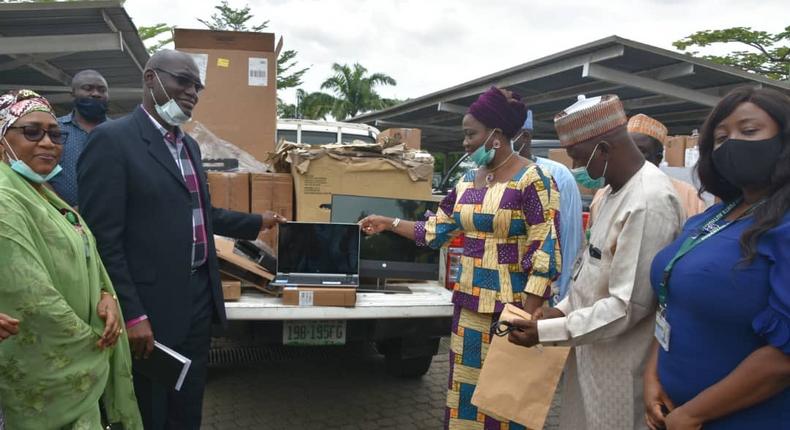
283, 320, 346, 346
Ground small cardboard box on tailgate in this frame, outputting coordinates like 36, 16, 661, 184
282, 287, 356, 307
284, 144, 434, 222
174, 28, 280, 162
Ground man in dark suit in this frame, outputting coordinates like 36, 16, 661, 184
78, 50, 285, 429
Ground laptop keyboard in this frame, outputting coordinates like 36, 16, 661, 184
278, 275, 358, 285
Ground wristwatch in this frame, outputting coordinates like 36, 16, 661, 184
391, 217, 402, 230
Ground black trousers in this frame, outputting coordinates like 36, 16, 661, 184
133, 266, 213, 430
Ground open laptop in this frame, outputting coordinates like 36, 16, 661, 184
272, 222, 361, 288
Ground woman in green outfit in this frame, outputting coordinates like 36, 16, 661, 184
0, 90, 142, 429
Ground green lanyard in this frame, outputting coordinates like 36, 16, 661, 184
657, 199, 742, 309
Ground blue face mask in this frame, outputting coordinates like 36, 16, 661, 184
468, 129, 498, 167
571, 142, 608, 189
2, 137, 63, 184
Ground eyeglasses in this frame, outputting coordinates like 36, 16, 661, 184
155, 68, 205, 93
7, 125, 68, 145
491, 320, 517, 337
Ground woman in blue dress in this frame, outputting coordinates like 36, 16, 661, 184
644, 86, 790, 429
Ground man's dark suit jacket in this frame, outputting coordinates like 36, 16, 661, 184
78, 106, 261, 345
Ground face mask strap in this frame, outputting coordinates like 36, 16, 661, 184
151, 71, 173, 106
1, 137, 20, 162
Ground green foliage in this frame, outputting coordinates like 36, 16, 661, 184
277, 89, 335, 120
320, 63, 397, 120
673, 26, 790, 80
138, 23, 173, 54
197, 0, 268, 32
277, 49, 309, 91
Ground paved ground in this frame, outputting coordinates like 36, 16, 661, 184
202, 339, 561, 429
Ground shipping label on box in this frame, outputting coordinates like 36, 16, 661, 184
248, 57, 268, 86
187, 53, 209, 85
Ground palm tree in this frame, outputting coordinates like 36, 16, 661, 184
320, 63, 397, 120
296, 89, 335, 120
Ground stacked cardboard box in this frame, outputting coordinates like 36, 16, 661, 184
174, 29, 279, 162
207, 172, 251, 213
664, 135, 699, 168
251, 173, 294, 252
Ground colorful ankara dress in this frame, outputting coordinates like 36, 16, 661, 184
416, 164, 561, 430
0, 163, 143, 429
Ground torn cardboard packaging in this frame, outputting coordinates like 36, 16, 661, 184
378, 128, 422, 150
282, 287, 357, 307
207, 172, 250, 212
214, 236, 275, 294
280, 143, 434, 222
174, 29, 280, 162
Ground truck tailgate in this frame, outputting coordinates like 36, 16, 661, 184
225, 282, 453, 320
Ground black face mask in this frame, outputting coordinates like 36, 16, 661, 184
74, 97, 109, 122
712, 134, 784, 188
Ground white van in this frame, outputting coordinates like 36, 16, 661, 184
276, 119, 380, 146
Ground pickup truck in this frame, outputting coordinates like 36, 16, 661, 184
217, 139, 565, 377
222, 280, 453, 377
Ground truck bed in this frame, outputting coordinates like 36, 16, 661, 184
225, 281, 453, 321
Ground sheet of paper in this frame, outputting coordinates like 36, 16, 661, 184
248, 57, 268, 87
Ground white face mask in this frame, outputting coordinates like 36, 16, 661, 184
150, 71, 191, 127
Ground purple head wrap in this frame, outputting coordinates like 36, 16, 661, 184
467, 86, 528, 139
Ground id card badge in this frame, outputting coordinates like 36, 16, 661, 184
655, 308, 671, 352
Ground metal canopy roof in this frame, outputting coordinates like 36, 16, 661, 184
351, 36, 790, 153
0, 1, 149, 116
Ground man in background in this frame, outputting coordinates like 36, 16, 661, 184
514, 110, 584, 302
50, 70, 109, 207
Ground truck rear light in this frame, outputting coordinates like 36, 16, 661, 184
445, 234, 465, 290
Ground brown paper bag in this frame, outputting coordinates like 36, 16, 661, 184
472, 304, 570, 429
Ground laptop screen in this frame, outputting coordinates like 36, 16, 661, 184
277, 223, 361, 275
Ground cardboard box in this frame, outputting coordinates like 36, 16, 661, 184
378, 128, 422, 150
214, 236, 274, 289
684, 135, 699, 168
250, 173, 294, 251
547, 149, 596, 196
208, 172, 250, 212
664, 136, 686, 167
282, 287, 357, 307
292, 155, 432, 222
174, 29, 279, 162
221, 279, 241, 301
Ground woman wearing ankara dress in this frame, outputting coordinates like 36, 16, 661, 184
360, 86, 562, 430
